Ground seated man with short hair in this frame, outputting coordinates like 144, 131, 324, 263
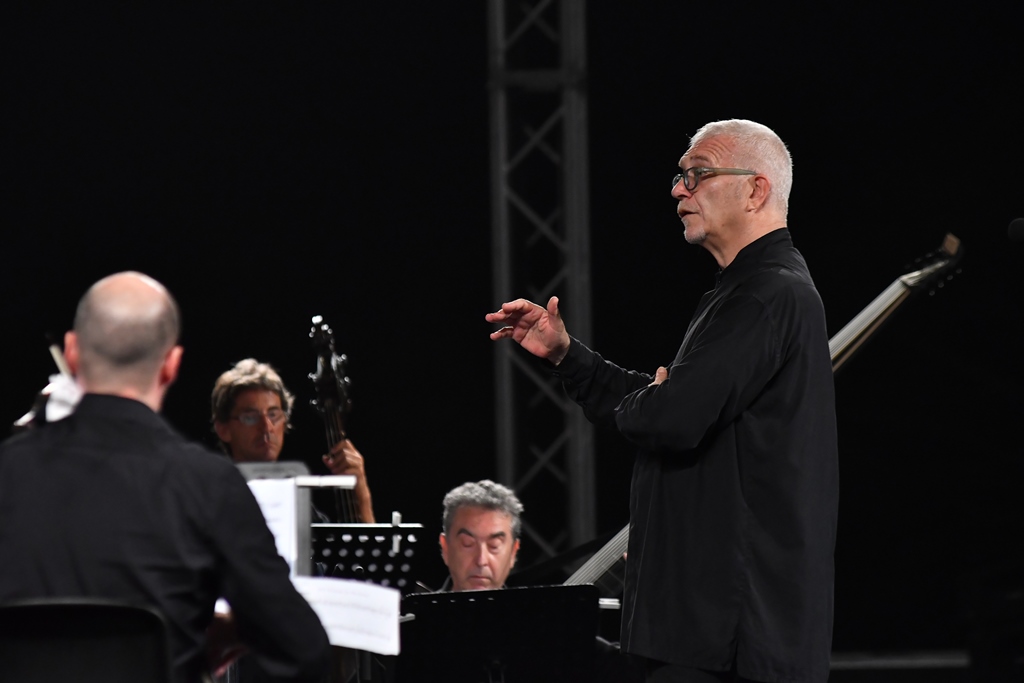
438, 479, 522, 592
432, 479, 642, 682
0, 272, 331, 683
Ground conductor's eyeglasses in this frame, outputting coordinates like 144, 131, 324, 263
672, 167, 757, 191
232, 409, 286, 426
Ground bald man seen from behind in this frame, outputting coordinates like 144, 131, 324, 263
0, 272, 331, 683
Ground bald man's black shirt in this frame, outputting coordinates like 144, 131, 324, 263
555, 229, 839, 683
0, 394, 330, 683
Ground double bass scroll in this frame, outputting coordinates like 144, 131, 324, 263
308, 315, 362, 523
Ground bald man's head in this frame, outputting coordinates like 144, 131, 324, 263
71, 272, 181, 393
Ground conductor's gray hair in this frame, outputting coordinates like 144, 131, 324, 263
690, 119, 793, 216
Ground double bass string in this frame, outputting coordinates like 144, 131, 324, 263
325, 410, 360, 522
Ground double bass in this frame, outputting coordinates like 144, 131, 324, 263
308, 315, 368, 523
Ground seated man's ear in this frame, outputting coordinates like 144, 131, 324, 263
159, 345, 184, 387
63, 331, 80, 376
439, 533, 450, 566
214, 420, 233, 445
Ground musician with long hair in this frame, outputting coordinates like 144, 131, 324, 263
211, 358, 375, 523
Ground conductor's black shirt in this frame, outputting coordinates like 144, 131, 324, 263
555, 228, 839, 683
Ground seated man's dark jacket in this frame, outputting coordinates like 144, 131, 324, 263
0, 394, 331, 683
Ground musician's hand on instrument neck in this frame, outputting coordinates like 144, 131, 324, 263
323, 439, 365, 477
323, 439, 376, 523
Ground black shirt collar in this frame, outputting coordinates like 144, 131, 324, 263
717, 227, 791, 286
73, 393, 168, 431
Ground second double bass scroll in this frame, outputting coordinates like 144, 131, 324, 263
309, 315, 365, 523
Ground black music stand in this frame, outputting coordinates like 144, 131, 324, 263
312, 523, 426, 593
397, 584, 600, 683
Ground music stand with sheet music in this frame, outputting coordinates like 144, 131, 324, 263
236, 461, 356, 577
397, 584, 600, 683
312, 522, 426, 592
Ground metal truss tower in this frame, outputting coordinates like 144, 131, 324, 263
487, 0, 595, 561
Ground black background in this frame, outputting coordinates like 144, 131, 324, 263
3, 3, 1022, 653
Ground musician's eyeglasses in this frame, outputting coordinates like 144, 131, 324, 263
232, 409, 287, 426
672, 167, 757, 191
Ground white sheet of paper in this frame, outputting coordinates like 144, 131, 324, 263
247, 478, 298, 576
292, 576, 401, 655
295, 475, 356, 489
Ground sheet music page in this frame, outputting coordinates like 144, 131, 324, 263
292, 577, 400, 655
247, 478, 298, 576
295, 474, 356, 489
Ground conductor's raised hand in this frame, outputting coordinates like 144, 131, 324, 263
486, 296, 571, 365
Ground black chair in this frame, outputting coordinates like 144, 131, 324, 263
0, 597, 173, 683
